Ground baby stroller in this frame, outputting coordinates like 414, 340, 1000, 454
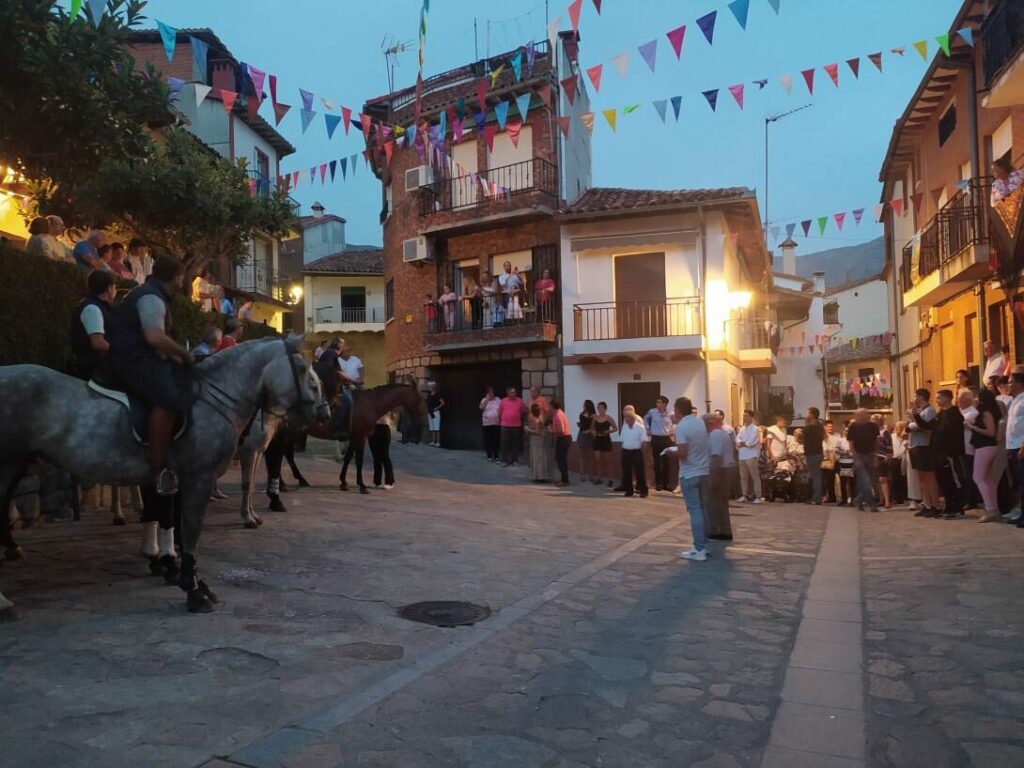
764, 465, 797, 503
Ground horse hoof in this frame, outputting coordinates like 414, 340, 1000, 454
5, 546, 24, 562
159, 555, 179, 585
268, 496, 286, 513
339, 483, 349, 492
112, 514, 126, 526
197, 580, 220, 604
359, 486, 370, 495
244, 519, 259, 530
186, 589, 215, 614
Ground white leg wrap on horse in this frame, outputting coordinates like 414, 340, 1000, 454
268, 477, 279, 495
158, 526, 176, 558
141, 521, 159, 557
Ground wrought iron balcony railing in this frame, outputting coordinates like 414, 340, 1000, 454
419, 157, 558, 216
573, 297, 703, 342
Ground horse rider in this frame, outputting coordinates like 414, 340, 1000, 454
70, 269, 117, 382
107, 255, 193, 496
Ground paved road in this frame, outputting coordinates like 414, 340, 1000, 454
0, 441, 1022, 767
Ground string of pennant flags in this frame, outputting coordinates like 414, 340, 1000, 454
776, 331, 894, 358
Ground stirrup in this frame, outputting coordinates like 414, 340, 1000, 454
155, 468, 179, 496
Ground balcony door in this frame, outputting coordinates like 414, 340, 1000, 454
451, 140, 478, 210
487, 126, 533, 192
340, 286, 367, 323
614, 252, 666, 339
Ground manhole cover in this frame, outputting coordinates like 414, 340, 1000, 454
397, 601, 491, 628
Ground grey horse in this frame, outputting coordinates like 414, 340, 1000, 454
0, 335, 324, 615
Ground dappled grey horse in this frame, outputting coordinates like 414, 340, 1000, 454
0, 335, 324, 615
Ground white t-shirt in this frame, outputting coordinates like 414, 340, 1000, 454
676, 415, 710, 479
766, 425, 789, 460
619, 420, 649, 450
337, 354, 363, 383
960, 405, 979, 456
736, 423, 761, 461
80, 304, 105, 335
984, 354, 1007, 385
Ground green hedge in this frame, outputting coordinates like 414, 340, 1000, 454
0, 243, 276, 369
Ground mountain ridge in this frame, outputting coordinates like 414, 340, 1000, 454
792, 237, 885, 288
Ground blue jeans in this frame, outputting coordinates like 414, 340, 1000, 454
680, 475, 709, 551
806, 454, 824, 501
853, 452, 878, 509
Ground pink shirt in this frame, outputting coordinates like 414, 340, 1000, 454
499, 396, 525, 427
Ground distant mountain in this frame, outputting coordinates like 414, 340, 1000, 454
793, 237, 885, 288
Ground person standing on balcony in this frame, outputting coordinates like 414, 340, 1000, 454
983, 340, 1009, 386
590, 401, 618, 487
498, 261, 523, 322
479, 387, 502, 462
465, 278, 483, 329
426, 380, 445, 448
991, 157, 1023, 207
498, 387, 526, 465
534, 268, 557, 323
480, 270, 498, 329
423, 293, 438, 332
438, 284, 458, 331
645, 396, 674, 492
736, 410, 763, 504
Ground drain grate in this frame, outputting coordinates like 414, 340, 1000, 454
397, 601, 491, 628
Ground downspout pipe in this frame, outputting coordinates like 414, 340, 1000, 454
699, 205, 711, 413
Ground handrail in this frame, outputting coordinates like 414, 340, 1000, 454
573, 297, 703, 341
900, 178, 990, 284
982, 0, 1024, 88
419, 157, 558, 215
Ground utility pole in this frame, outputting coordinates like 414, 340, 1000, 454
764, 103, 812, 240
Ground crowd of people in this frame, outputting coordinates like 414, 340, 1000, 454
424, 261, 558, 332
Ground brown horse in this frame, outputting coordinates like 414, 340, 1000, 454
306, 383, 424, 493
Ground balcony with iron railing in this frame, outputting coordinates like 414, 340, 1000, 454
982, 0, 1024, 92
567, 297, 704, 363
234, 260, 290, 303
899, 178, 991, 308
418, 158, 559, 231
424, 294, 559, 351
734, 318, 779, 372
312, 305, 385, 331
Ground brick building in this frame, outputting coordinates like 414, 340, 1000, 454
361, 32, 591, 449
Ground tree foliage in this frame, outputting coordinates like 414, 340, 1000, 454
0, 0, 170, 226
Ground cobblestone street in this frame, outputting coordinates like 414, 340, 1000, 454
1, 442, 1023, 768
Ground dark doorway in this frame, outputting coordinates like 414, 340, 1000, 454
435, 360, 523, 450
617, 381, 662, 423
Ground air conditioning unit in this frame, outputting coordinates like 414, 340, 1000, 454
404, 164, 434, 192
402, 236, 433, 264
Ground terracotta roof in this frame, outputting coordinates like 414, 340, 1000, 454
825, 335, 892, 364
824, 271, 887, 296
303, 246, 383, 275
563, 187, 753, 216
297, 214, 347, 228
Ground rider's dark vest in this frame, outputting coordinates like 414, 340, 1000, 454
70, 297, 111, 380
108, 278, 174, 360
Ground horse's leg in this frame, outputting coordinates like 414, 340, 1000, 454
177, 472, 217, 614
355, 443, 369, 494
339, 444, 354, 491
111, 485, 126, 526
0, 463, 29, 561
285, 437, 309, 487
237, 435, 262, 529
264, 437, 286, 513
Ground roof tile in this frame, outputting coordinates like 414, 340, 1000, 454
303, 246, 383, 275
564, 186, 751, 216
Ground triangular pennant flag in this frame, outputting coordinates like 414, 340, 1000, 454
801, 68, 815, 94
329, 160, 337, 181
753, 78, 768, 89
300, 108, 316, 133
269, 74, 279, 105
384, 141, 395, 166
834, 212, 846, 231
194, 83, 212, 107
506, 120, 522, 147
913, 40, 928, 61
786, 222, 796, 238
580, 112, 595, 132
603, 108, 617, 131
653, 99, 668, 123
766, 0, 780, 12
666, 25, 686, 59
936, 34, 950, 57
473, 110, 486, 132
324, 113, 341, 139
847, 58, 860, 78
320, 96, 335, 111
929, 187, 945, 207
892, 46, 906, 56
273, 102, 291, 126
561, 75, 578, 105
623, 104, 641, 114
638, 39, 658, 72
189, 36, 209, 83
309, 167, 316, 185
340, 157, 348, 178
555, 116, 571, 137
586, 64, 603, 93
801, 220, 812, 237
299, 88, 314, 112
526, 41, 537, 75
955, 179, 970, 191
359, 113, 372, 143
452, 116, 464, 142
547, 16, 562, 50
568, 0, 583, 30
727, 0, 750, 30
319, 163, 328, 184
351, 153, 358, 175
510, 50, 523, 82
824, 63, 839, 87
702, 89, 719, 112
957, 28, 974, 47
220, 89, 238, 114
166, 77, 185, 102
853, 208, 865, 226
779, 73, 793, 94
910, 192, 924, 214
770, 226, 780, 242
476, 79, 488, 110
817, 216, 828, 235
593, 0, 601, 11
341, 106, 352, 134
611, 52, 629, 78
248, 65, 266, 102
157, 20, 177, 62
670, 95, 682, 121
728, 84, 744, 109
291, 171, 299, 188
438, 109, 447, 138
872, 203, 885, 222
891, 198, 904, 217
483, 124, 498, 151
495, 101, 509, 130
70, 0, 83, 19
696, 11, 717, 45
87, 0, 104, 25
538, 85, 552, 108
868, 52, 883, 72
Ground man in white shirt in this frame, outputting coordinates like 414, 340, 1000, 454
1004, 373, 1024, 528
662, 397, 710, 561
765, 414, 790, 465
645, 396, 674, 492
983, 340, 1008, 388
735, 410, 763, 503
958, 389, 981, 509
705, 412, 734, 541
618, 406, 649, 498
127, 238, 152, 282
337, 346, 365, 388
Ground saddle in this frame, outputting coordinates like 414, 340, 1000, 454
87, 380, 191, 446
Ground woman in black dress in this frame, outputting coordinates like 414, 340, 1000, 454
577, 400, 596, 482
590, 401, 618, 487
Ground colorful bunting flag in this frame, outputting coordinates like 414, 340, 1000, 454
667, 25, 686, 59
801, 68, 815, 95
359, 114, 372, 143
320, 96, 334, 111
269, 74, 279, 105
273, 102, 291, 126
490, 64, 505, 88
623, 104, 641, 114
300, 108, 316, 133
872, 203, 885, 222
476, 79, 488, 111
340, 157, 347, 178
248, 65, 266, 102
515, 92, 531, 120
638, 39, 658, 73
70, 0, 82, 18
341, 106, 352, 134
868, 52, 883, 72
189, 36, 209, 83
587, 64, 603, 93
786, 222, 796, 239
853, 208, 864, 226
728, 83, 744, 109
766, 0, 780, 13
817, 216, 828, 235
506, 120, 523, 147
593, 0, 601, 13
910, 192, 924, 214
727, 0, 750, 30
824, 63, 839, 87
384, 141, 395, 165
483, 124, 498, 151
157, 20, 176, 62
611, 52, 629, 78
670, 95, 682, 121
350, 153, 358, 175
568, 0, 583, 31
547, 16, 562, 50
319, 163, 328, 184
770, 225, 780, 242
702, 89, 719, 111
556, 116, 571, 137
834, 212, 846, 231
510, 50, 523, 81
801, 220, 812, 237
957, 28, 974, 47
495, 101, 510, 130
299, 88, 314, 112
329, 159, 337, 181
891, 198, 904, 217
473, 110, 486, 132
166, 77, 184, 102
653, 99, 668, 122
194, 83, 212, 107
324, 113, 341, 139
580, 112, 595, 132
847, 57, 860, 78
779, 73, 793, 94
561, 75, 578, 105
935, 33, 950, 57
291, 171, 299, 188
603, 109, 617, 131
87, 0, 104, 25
220, 90, 238, 115
308, 167, 315, 185
913, 40, 928, 61
696, 11, 717, 45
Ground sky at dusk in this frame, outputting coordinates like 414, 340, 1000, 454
137, 0, 963, 254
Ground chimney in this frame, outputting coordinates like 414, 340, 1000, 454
211, 60, 234, 95
311, 201, 325, 219
779, 237, 798, 275
813, 271, 826, 294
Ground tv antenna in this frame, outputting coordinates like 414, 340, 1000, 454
381, 35, 413, 92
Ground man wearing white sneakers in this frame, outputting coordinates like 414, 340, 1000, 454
735, 410, 762, 504
662, 396, 711, 562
